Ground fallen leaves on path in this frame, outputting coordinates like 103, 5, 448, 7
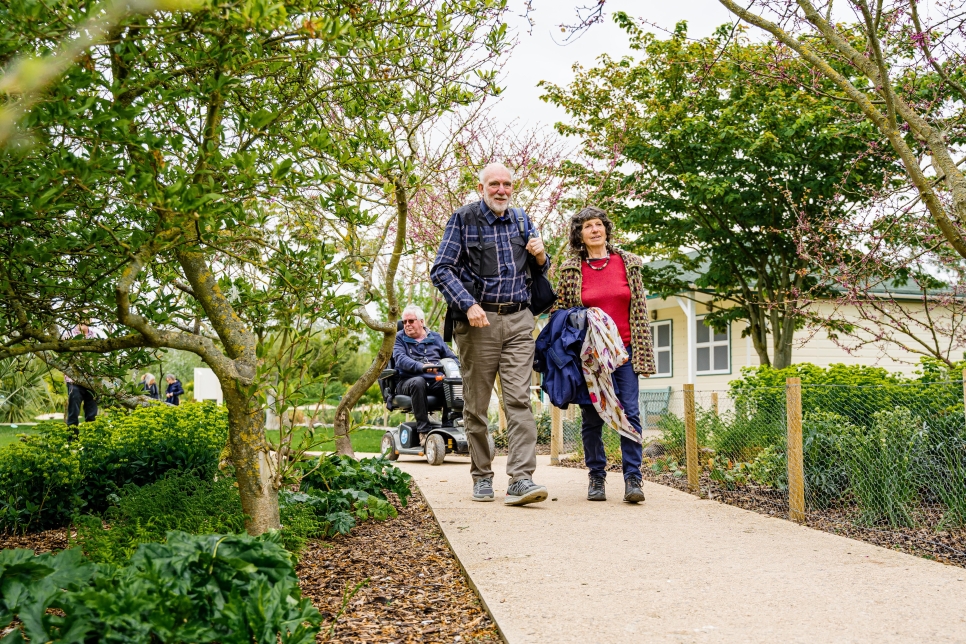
298, 483, 501, 643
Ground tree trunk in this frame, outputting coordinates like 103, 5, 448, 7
223, 383, 280, 535
771, 309, 797, 370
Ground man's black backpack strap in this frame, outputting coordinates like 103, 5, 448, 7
443, 203, 486, 342
511, 208, 558, 316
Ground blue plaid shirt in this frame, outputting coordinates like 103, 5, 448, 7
430, 200, 550, 311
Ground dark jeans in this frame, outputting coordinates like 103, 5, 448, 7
66, 383, 97, 427
579, 348, 643, 481
399, 376, 445, 432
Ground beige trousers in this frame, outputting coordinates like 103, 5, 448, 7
454, 309, 538, 484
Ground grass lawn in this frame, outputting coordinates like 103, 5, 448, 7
0, 425, 38, 449
265, 426, 386, 454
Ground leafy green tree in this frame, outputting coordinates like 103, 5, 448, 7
541, 17, 897, 368
0, 0, 507, 531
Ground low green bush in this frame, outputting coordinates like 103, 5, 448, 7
0, 531, 321, 643
0, 423, 82, 532
842, 407, 920, 527
290, 455, 412, 537
73, 471, 247, 564
79, 402, 228, 514
72, 456, 414, 562
0, 403, 227, 533
657, 411, 711, 460
746, 411, 849, 507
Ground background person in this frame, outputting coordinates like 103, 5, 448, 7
141, 373, 159, 400
65, 321, 97, 428
553, 206, 656, 503
430, 162, 550, 506
165, 374, 185, 405
392, 304, 459, 440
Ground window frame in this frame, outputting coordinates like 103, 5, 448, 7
695, 315, 731, 376
649, 319, 673, 378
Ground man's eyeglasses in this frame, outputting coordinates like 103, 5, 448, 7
402, 319, 419, 325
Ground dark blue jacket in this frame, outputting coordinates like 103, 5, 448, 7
392, 331, 458, 380
533, 308, 590, 408
166, 379, 185, 406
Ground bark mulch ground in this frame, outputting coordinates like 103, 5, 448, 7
0, 527, 70, 553
297, 483, 501, 643
558, 455, 966, 569
0, 484, 501, 643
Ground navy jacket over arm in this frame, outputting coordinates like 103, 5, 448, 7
392, 331, 459, 380
534, 308, 591, 408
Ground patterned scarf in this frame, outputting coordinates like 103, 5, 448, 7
580, 308, 641, 444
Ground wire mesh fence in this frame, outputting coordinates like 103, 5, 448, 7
618, 380, 966, 566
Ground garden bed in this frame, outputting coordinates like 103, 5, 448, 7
298, 483, 500, 643
1, 484, 499, 643
557, 455, 966, 569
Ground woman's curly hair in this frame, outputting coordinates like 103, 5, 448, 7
569, 206, 615, 259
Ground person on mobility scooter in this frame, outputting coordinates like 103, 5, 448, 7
378, 305, 494, 465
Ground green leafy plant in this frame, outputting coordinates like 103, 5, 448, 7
287, 455, 412, 538
748, 445, 787, 490
657, 412, 711, 460
934, 441, 966, 529
0, 531, 322, 643
0, 423, 82, 533
709, 455, 750, 489
73, 471, 247, 564
0, 403, 228, 533
651, 456, 685, 478
841, 408, 921, 527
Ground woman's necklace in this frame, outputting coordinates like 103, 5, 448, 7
585, 253, 610, 271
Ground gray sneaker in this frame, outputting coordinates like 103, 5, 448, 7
504, 479, 548, 506
472, 477, 494, 502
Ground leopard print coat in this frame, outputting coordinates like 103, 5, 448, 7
552, 249, 656, 375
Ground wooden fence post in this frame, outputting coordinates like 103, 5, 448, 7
550, 405, 562, 465
711, 392, 719, 416
786, 377, 805, 523
683, 384, 699, 494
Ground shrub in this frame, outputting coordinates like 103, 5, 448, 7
708, 408, 784, 464
841, 407, 920, 527
0, 423, 82, 533
292, 455, 412, 537
73, 471, 247, 564
78, 402, 228, 514
801, 411, 850, 507
746, 411, 851, 507
748, 445, 786, 490
0, 531, 321, 643
657, 412, 710, 460
0, 403, 228, 532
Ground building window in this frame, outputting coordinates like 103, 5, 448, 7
649, 320, 672, 377
696, 316, 730, 374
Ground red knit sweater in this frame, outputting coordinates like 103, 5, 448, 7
580, 253, 632, 345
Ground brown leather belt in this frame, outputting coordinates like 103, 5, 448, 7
479, 302, 528, 315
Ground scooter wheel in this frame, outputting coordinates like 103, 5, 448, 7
487, 432, 496, 460
425, 434, 446, 466
381, 432, 399, 461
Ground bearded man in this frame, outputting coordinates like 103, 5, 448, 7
430, 162, 550, 506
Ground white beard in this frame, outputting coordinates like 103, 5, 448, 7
483, 193, 509, 215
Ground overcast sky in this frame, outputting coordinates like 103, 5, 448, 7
488, 0, 737, 131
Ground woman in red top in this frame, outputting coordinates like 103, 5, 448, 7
553, 207, 656, 503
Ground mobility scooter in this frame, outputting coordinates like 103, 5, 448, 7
377, 341, 495, 465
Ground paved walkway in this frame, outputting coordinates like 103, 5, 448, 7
396, 455, 966, 644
